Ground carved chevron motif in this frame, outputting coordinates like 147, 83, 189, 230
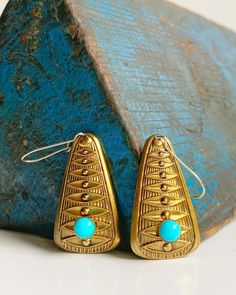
62, 220, 111, 234
131, 135, 200, 259
142, 210, 189, 222
143, 196, 185, 207
54, 133, 120, 253
140, 224, 191, 239
65, 192, 105, 202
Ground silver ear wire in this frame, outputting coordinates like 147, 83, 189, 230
161, 138, 205, 199
21, 133, 85, 163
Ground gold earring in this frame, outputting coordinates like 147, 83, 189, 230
22, 133, 120, 253
131, 134, 205, 259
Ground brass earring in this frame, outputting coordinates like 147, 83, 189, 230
22, 133, 120, 253
131, 134, 205, 259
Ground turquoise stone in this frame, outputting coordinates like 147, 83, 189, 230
159, 220, 181, 243
74, 217, 96, 239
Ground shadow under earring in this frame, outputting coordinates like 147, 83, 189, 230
22, 133, 120, 253
131, 134, 205, 259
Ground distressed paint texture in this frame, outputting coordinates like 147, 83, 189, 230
0, 0, 235, 249
0, 0, 138, 249
69, 0, 236, 239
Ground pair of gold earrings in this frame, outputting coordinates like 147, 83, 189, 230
22, 132, 205, 259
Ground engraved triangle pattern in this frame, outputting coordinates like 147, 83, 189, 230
54, 134, 120, 253
131, 135, 200, 259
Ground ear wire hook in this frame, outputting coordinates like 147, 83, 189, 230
159, 137, 206, 199
21, 133, 85, 163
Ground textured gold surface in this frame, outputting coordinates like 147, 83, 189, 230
131, 135, 200, 259
54, 133, 120, 253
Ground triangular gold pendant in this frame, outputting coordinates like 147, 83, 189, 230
131, 135, 200, 259
54, 133, 120, 253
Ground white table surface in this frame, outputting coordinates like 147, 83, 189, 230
1, 220, 236, 295
0, 1, 236, 295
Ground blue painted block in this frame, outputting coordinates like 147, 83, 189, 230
0, 0, 236, 249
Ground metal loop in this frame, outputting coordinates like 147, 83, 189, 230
21, 133, 85, 163
161, 137, 206, 199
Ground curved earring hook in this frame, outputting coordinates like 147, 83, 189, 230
21, 133, 85, 163
159, 137, 206, 199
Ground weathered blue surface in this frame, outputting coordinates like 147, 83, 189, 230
0, 0, 138, 249
71, 0, 236, 238
0, 0, 236, 249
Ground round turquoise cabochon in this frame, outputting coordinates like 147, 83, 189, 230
74, 217, 96, 239
159, 220, 181, 243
